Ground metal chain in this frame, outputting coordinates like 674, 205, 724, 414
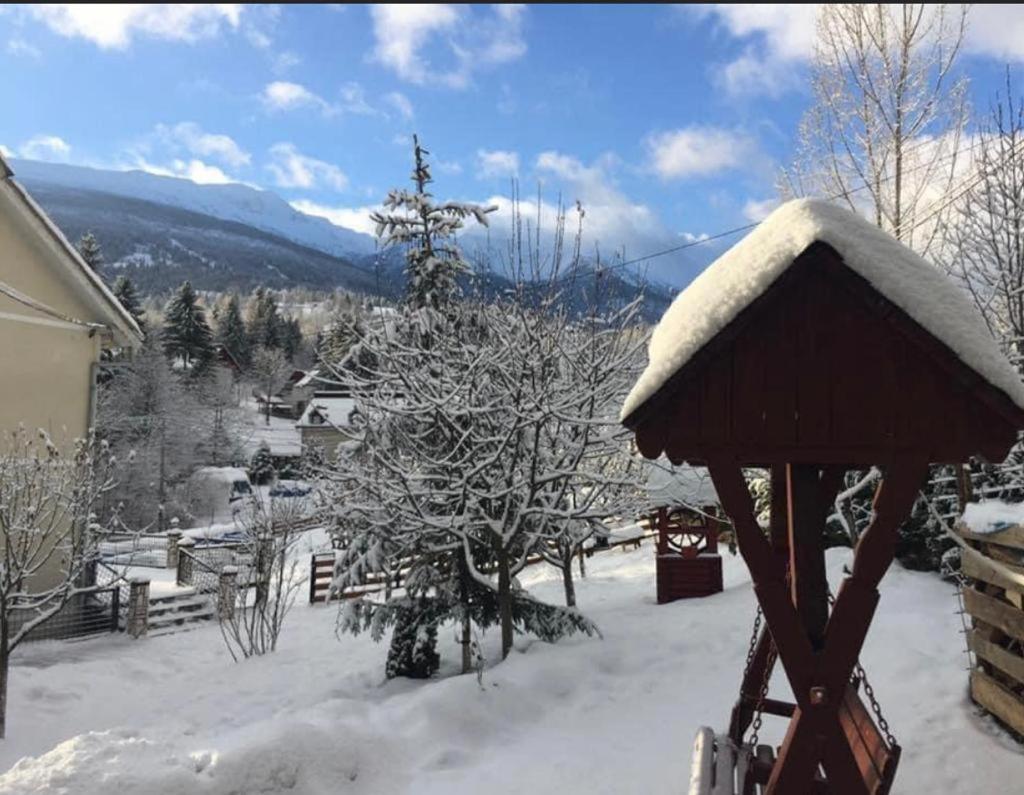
741, 605, 763, 680
853, 661, 898, 747
827, 589, 898, 747
749, 642, 776, 749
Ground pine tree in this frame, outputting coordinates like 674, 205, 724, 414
371, 134, 495, 312
249, 441, 276, 485
217, 294, 251, 367
162, 281, 214, 372
76, 231, 104, 274
112, 275, 146, 333
248, 288, 282, 350
281, 317, 303, 362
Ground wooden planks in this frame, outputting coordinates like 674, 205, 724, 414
963, 587, 1024, 642
968, 630, 1024, 684
971, 670, 1024, 736
960, 525, 1024, 551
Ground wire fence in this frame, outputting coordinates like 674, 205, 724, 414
11, 587, 122, 644
177, 543, 256, 594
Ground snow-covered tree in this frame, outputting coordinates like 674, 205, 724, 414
97, 332, 205, 530
249, 441, 275, 486
112, 275, 146, 333
250, 345, 292, 426
0, 429, 125, 738
76, 231, 104, 274
217, 294, 251, 368
162, 281, 214, 373
322, 144, 636, 674
280, 316, 304, 363
371, 134, 495, 312
247, 288, 282, 351
784, 4, 969, 257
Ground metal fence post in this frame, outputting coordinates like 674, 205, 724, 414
126, 578, 150, 639
110, 586, 121, 633
218, 566, 238, 621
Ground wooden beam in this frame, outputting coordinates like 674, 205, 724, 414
770, 465, 788, 554
959, 525, 1024, 552
961, 551, 1024, 602
787, 464, 830, 650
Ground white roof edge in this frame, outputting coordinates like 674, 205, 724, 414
622, 198, 1024, 420
0, 153, 143, 346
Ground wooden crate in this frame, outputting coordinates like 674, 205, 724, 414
656, 553, 723, 603
959, 524, 1024, 739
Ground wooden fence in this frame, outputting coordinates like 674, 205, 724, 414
958, 522, 1024, 737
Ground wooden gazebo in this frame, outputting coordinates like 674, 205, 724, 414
621, 199, 1024, 795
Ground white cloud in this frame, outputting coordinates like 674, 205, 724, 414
131, 157, 236, 185
384, 91, 414, 120
273, 51, 301, 74
7, 38, 41, 58
476, 149, 519, 178
261, 81, 335, 115
25, 5, 243, 50
369, 4, 526, 89
339, 82, 376, 116
20, 134, 71, 161
645, 126, 751, 180
681, 231, 710, 244
435, 159, 463, 175
267, 143, 348, 191
742, 197, 780, 222
290, 199, 379, 236
156, 122, 250, 168
965, 5, 1024, 62
0, 144, 12, 158
687, 5, 817, 96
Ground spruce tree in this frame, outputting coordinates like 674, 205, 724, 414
249, 441, 276, 485
372, 134, 494, 311
248, 288, 282, 350
281, 317, 303, 362
112, 275, 146, 333
76, 231, 104, 274
217, 294, 251, 367
162, 281, 214, 372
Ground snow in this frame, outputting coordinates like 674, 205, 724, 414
646, 460, 718, 509
622, 199, 1024, 420
2, 546, 1021, 794
240, 401, 302, 459
296, 396, 357, 429
961, 500, 1024, 534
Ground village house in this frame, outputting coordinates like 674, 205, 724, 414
295, 392, 357, 460
0, 151, 143, 441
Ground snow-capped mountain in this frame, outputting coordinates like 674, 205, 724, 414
10, 158, 377, 259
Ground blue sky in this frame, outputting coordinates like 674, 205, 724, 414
3, 4, 1024, 285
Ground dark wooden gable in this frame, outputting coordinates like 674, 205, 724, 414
625, 242, 1024, 466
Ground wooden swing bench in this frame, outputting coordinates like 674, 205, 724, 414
620, 201, 1024, 795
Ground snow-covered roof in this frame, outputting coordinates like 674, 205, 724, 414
622, 199, 1024, 421
646, 462, 718, 509
296, 395, 356, 429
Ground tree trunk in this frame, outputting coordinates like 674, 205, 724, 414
497, 548, 513, 660
562, 555, 577, 608
458, 557, 472, 674
0, 620, 9, 740
577, 546, 586, 579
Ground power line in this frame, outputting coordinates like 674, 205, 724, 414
579, 134, 996, 284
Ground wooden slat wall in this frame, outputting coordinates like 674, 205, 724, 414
959, 525, 1024, 739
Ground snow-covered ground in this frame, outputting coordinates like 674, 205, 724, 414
2, 545, 1022, 794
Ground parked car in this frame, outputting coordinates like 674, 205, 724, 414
269, 480, 312, 498
188, 467, 255, 525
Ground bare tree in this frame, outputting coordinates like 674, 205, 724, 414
218, 492, 305, 661
947, 71, 1024, 362
784, 4, 969, 256
250, 345, 292, 426
0, 429, 124, 738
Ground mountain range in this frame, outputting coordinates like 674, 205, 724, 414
10, 158, 676, 319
